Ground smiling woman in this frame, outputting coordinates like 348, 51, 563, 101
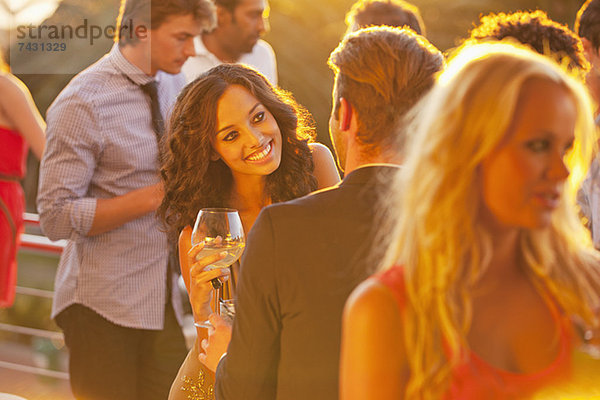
158, 63, 339, 400
159, 63, 339, 242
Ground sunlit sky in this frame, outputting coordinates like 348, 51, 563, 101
0, 0, 60, 30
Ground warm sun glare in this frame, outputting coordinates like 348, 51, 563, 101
0, 0, 60, 30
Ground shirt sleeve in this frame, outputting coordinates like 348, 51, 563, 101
578, 183, 591, 227
37, 89, 101, 241
578, 158, 598, 233
265, 46, 278, 86
215, 207, 281, 400
261, 41, 278, 86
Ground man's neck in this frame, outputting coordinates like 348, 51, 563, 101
201, 33, 241, 63
119, 43, 155, 76
343, 145, 401, 175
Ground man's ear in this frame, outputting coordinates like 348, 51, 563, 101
339, 97, 353, 131
582, 37, 599, 60
216, 5, 233, 26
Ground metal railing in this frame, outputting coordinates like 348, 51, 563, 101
20, 213, 66, 255
3, 215, 195, 383
0, 213, 68, 380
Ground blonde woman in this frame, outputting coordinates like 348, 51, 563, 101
340, 42, 600, 399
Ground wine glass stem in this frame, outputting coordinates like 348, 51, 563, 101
214, 288, 220, 316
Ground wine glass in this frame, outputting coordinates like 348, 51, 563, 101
191, 208, 244, 328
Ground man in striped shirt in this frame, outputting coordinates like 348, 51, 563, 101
37, 0, 215, 399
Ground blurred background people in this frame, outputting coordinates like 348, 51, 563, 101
341, 42, 600, 399
196, 26, 443, 400
159, 63, 339, 400
466, 9, 588, 74
576, 0, 600, 120
182, 0, 277, 84
344, 0, 425, 36
36, 0, 215, 398
575, 0, 600, 250
0, 53, 45, 308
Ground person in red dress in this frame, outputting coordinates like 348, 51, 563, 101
340, 42, 600, 399
0, 53, 46, 308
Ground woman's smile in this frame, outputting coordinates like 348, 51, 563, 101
245, 141, 273, 163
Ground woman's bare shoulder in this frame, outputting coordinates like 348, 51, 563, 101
341, 278, 408, 400
0, 72, 29, 95
308, 142, 340, 189
345, 278, 401, 323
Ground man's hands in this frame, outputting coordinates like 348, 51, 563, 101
198, 314, 232, 372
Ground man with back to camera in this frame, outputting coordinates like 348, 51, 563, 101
198, 26, 444, 400
36, 0, 215, 399
182, 0, 277, 84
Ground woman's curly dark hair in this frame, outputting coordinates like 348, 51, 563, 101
158, 64, 317, 242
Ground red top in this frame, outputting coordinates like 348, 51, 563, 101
0, 126, 28, 178
376, 265, 573, 399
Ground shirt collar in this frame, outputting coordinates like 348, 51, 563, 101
193, 36, 222, 63
109, 43, 154, 86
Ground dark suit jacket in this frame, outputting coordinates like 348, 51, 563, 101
215, 165, 398, 400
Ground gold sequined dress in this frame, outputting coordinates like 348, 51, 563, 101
169, 263, 238, 400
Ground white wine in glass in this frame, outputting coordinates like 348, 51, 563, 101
191, 208, 244, 328
194, 238, 244, 270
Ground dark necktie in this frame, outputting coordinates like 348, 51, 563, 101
141, 80, 176, 302
141, 80, 165, 137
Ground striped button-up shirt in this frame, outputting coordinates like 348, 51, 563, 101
38, 45, 185, 330
577, 115, 600, 249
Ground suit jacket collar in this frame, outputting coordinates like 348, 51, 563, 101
339, 165, 400, 187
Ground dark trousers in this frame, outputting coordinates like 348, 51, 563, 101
56, 302, 187, 400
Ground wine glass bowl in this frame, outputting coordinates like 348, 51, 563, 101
191, 208, 245, 328
191, 208, 245, 262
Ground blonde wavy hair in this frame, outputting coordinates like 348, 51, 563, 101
380, 42, 600, 399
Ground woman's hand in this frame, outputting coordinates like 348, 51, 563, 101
179, 226, 229, 323
188, 245, 230, 323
